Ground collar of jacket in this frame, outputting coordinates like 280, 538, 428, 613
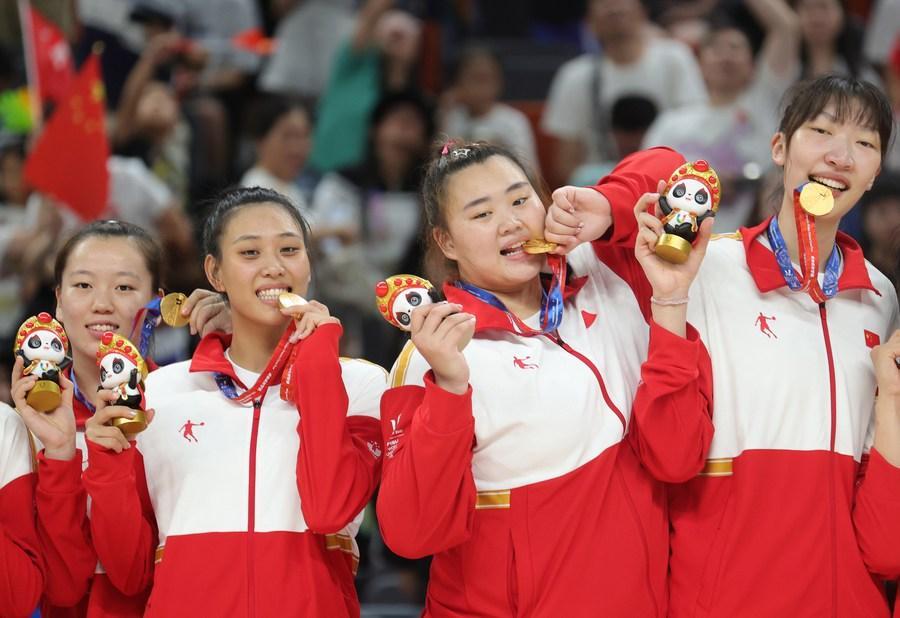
741, 215, 878, 296
441, 265, 588, 335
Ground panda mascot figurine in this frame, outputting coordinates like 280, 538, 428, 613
375, 275, 437, 331
13, 312, 71, 412
96, 331, 149, 434
655, 159, 721, 264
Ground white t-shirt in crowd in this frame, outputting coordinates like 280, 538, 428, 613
642, 62, 797, 232
51, 156, 173, 235
541, 35, 708, 163
442, 103, 539, 168
239, 166, 312, 222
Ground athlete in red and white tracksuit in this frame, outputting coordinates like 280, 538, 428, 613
83, 323, 384, 616
0, 402, 44, 618
33, 380, 151, 617
666, 220, 900, 616
377, 148, 714, 617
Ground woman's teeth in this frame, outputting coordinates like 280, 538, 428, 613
87, 324, 117, 333
257, 287, 290, 301
500, 243, 525, 256
810, 176, 847, 191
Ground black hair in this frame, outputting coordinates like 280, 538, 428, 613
250, 95, 311, 141
610, 95, 658, 132
421, 140, 547, 284
778, 74, 894, 159
452, 44, 502, 82
201, 186, 311, 261
54, 220, 163, 291
370, 90, 436, 142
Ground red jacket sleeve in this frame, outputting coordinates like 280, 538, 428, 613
35, 450, 96, 607
293, 323, 383, 534
82, 442, 157, 596
0, 473, 43, 618
589, 147, 687, 319
852, 448, 900, 577
376, 373, 477, 558
628, 322, 715, 482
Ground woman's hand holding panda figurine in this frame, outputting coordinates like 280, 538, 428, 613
85, 393, 156, 453
10, 355, 77, 461
633, 180, 713, 337
411, 302, 475, 396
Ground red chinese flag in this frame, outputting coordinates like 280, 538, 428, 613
24, 54, 109, 221
26, 6, 74, 103
864, 329, 881, 349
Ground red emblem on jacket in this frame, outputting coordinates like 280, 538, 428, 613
864, 330, 880, 348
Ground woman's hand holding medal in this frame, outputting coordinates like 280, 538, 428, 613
411, 302, 475, 396
544, 185, 613, 253
278, 293, 341, 343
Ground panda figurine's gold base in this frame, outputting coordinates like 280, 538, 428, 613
111, 410, 148, 435
655, 233, 692, 264
26, 380, 61, 413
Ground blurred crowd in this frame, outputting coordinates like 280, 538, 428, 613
0, 0, 898, 612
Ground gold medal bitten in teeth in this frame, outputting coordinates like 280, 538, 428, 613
521, 239, 558, 254
799, 181, 835, 216
278, 292, 307, 309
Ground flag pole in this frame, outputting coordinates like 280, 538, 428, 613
17, 0, 42, 132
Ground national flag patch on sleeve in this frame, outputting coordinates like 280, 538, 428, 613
864, 330, 880, 349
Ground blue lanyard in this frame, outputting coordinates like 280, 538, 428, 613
70, 369, 96, 413
453, 274, 564, 335
766, 216, 840, 299
214, 373, 241, 400
135, 297, 162, 359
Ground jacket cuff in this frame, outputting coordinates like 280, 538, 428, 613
420, 371, 474, 435
647, 320, 701, 369
84, 440, 136, 485
37, 449, 83, 494
863, 449, 900, 502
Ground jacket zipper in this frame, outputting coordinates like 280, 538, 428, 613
549, 333, 656, 612
818, 304, 838, 618
548, 334, 627, 432
248, 399, 262, 617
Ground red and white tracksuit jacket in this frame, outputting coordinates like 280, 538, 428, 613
83, 323, 385, 617
669, 218, 900, 617
377, 148, 714, 617
33, 371, 152, 618
0, 402, 44, 618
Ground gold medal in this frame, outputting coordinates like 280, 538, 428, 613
160, 292, 190, 327
522, 239, 558, 254
799, 182, 834, 216
278, 292, 307, 309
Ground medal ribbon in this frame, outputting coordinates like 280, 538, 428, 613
214, 322, 299, 405
766, 202, 841, 302
70, 369, 96, 413
453, 254, 566, 335
130, 297, 163, 359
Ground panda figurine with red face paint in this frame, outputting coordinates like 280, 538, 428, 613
13, 312, 71, 412
375, 275, 438, 331
655, 159, 721, 264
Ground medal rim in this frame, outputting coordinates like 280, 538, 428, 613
160, 292, 190, 328
799, 182, 835, 216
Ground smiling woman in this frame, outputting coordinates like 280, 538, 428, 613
81, 187, 387, 617
659, 75, 900, 616
377, 141, 715, 615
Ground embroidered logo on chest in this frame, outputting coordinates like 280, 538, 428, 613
512, 355, 539, 370
179, 419, 205, 443
581, 310, 597, 329
367, 440, 382, 459
754, 312, 777, 339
